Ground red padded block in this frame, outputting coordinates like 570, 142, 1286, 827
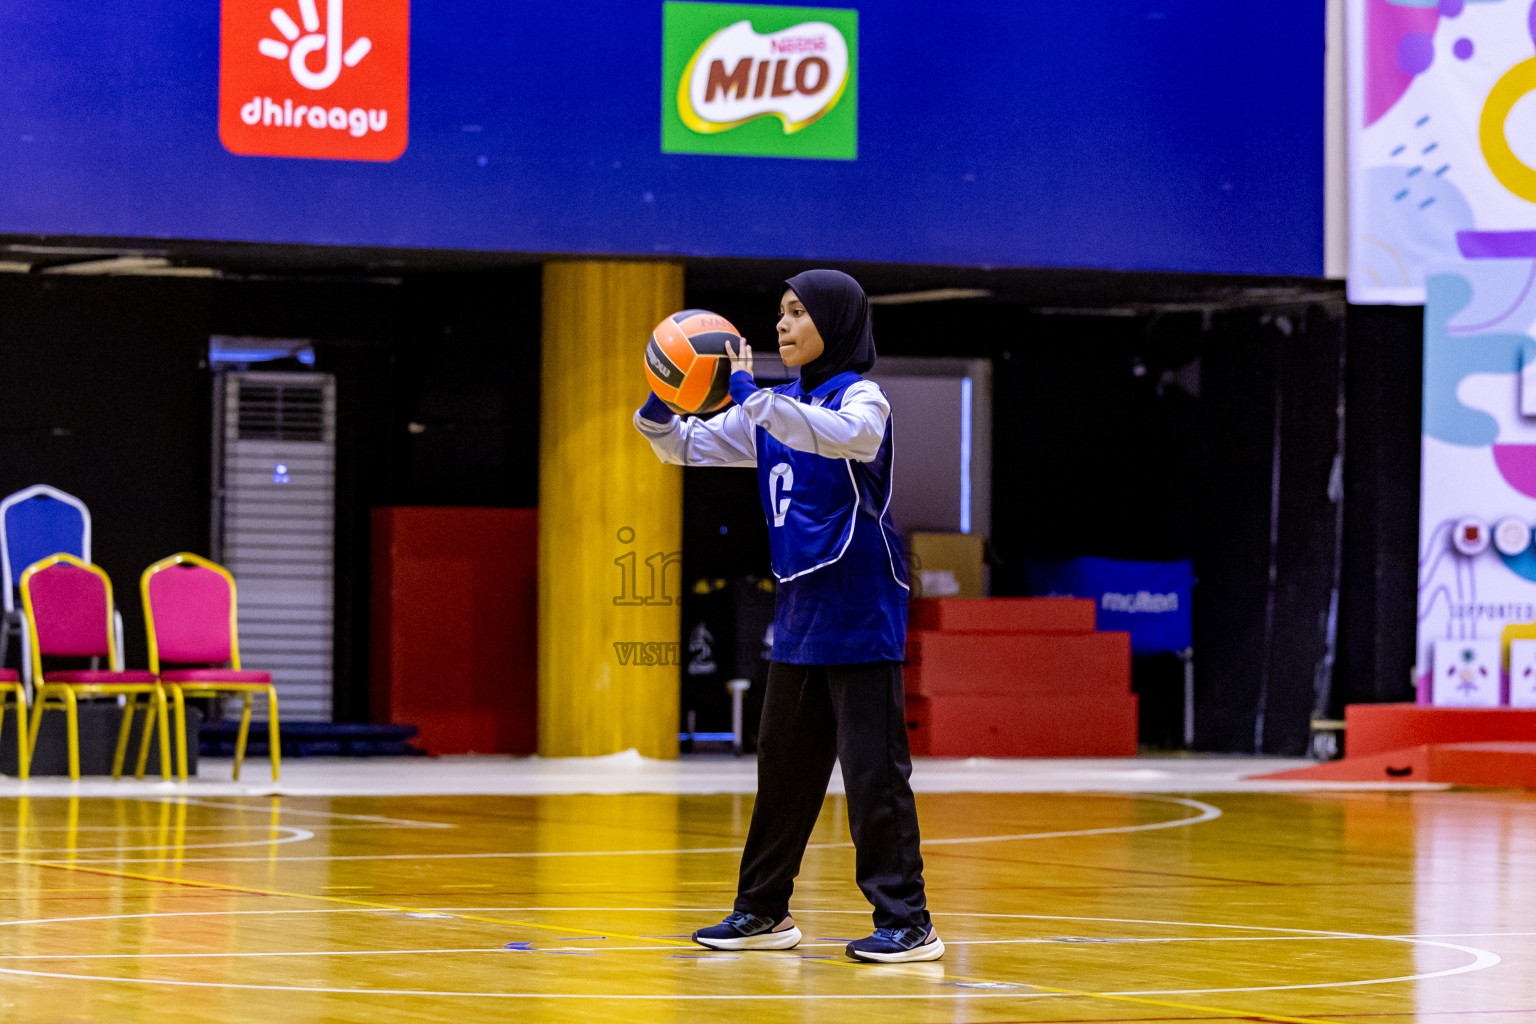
905, 629, 1130, 698
909, 597, 1096, 634
371, 507, 538, 755
1344, 704, 1536, 758
906, 692, 1138, 757
1257, 741, 1536, 788
0, 670, 17, 682
1257, 745, 1434, 783
1432, 742, 1536, 788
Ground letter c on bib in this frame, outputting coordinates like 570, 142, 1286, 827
769, 462, 794, 527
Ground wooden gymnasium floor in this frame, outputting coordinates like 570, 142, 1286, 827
0, 762, 1534, 1023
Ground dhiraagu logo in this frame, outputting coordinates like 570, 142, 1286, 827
220, 0, 409, 161
662, 2, 857, 160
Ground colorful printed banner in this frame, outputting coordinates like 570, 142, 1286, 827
1356, 0, 1536, 697
1350, 0, 1536, 302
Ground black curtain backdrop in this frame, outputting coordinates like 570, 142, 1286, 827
0, 269, 541, 723
0, 275, 214, 673
685, 284, 1371, 754
1336, 304, 1423, 708
208, 270, 541, 721
1192, 307, 1349, 755
0, 267, 1416, 751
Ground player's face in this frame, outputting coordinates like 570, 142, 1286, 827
777, 289, 825, 367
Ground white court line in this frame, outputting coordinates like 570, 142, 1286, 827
0, 933, 1504, 959
420, 908, 1509, 996
13, 826, 314, 854
0, 948, 518, 959
40, 794, 1221, 864
922, 795, 1220, 845
764, 911, 1506, 998
0, 824, 401, 833
40, 844, 737, 865
1111, 940, 1499, 997
0, 908, 390, 929
0, 973, 1062, 1001
0, 907, 1501, 1000
1409, 932, 1536, 938
156, 797, 456, 829
0, 823, 434, 833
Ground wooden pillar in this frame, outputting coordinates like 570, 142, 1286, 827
539, 261, 684, 758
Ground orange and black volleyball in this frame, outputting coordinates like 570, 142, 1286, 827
644, 309, 741, 415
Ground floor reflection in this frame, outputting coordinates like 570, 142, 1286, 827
0, 789, 1529, 1022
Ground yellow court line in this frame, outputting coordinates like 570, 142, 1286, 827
6, 856, 1357, 1021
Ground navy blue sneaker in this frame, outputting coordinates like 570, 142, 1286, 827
692, 911, 802, 950
846, 925, 944, 963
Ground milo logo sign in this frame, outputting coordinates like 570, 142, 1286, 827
662, 2, 858, 160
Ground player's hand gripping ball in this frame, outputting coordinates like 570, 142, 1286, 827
644, 309, 744, 415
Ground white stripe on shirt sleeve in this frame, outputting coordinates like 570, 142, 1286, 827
634, 403, 758, 467
734, 380, 889, 462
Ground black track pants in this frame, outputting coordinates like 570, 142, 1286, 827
732, 660, 930, 932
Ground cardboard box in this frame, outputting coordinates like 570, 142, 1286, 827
907, 532, 986, 598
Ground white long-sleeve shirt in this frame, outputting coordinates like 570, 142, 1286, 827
634, 379, 891, 467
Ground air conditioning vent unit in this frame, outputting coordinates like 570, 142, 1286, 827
213, 370, 337, 722
235, 382, 327, 442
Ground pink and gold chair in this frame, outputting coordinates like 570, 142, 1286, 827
0, 669, 27, 779
19, 554, 170, 781
141, 553, 280, 782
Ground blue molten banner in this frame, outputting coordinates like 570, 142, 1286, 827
1026, 557, 1194, 655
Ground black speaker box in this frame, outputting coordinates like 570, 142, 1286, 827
0, 701, 200, 777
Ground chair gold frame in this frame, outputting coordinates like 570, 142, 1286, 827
20, 554, 170, 781
0, 672, 27, 780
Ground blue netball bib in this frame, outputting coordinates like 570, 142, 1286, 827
755, 372, 905, 587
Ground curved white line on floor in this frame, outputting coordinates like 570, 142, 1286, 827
0, 973, 1058, 1000
0, 907, 1499, 999
0, 933, 1512, 959
48, 794, 1221, 864
1113, 937, 1499, 996
0, 909, 388, 929
752, 910, 1506, 997
15, 826, 315, 854
918, 795, 1220, 845
0, 947, 518, 959
158, 797, 456, 828
0, 825, 291, 832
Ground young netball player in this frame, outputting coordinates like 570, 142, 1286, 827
633, 269, 941, 964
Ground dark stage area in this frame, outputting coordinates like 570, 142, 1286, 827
1, 248, 1421, 755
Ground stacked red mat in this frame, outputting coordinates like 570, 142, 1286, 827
904, 597, 1137, 757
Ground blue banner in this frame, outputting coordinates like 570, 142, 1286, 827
1026, 557, 1194, 655
0, 1, 1323, 274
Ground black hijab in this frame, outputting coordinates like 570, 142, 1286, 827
784, 269, 876, 392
